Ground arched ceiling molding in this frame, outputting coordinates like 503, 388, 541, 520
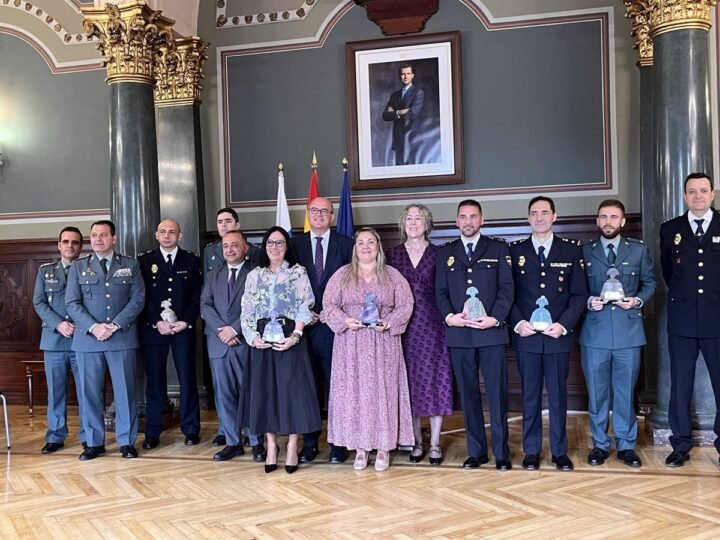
0, 0, 96, 46
0, 24, 102, 73
215, 0, 318, 28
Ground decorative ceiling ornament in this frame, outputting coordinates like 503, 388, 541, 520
0, 0, 96, 45
215, 0, 317, 28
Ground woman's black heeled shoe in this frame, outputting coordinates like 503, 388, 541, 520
285, 464, 298, 474
265, 463, 278, 473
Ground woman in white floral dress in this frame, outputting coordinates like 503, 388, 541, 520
241, 226, 321, 474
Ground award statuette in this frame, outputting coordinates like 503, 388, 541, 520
262, 311, 286, 343
600, 268, 625, 302
359, 291, 381, 326
464, 286, 487, 321
529, 295, 552, 331
160, 299, 178, 323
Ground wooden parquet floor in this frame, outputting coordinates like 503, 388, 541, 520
0, 406, 719, 539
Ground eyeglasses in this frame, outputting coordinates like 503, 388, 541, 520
309, 207, 331, 216
266, 240, 286, 248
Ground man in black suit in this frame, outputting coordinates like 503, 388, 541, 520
660, 172, 720, 467
138, 219, 202, 449
291, 196, 353, 464
435, 199, 514, 470
382, 63, 425, 166
509, 196, 586, 471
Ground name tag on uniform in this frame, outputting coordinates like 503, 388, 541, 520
45, 279, 59, 284
479, 258, 498, 263
713, 236, 720, 243
550, 262, 571, 268
176, 270, 188, 274
113, 268, 132, 278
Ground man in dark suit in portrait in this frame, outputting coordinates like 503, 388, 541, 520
138, 219, 202, 450
382, 63, 425, 166
66, 220, 145, 460
660, 172, 720, 467
201, 230, 264, 462
291, 196, 353, 464
509, 196, 586, 472
580, 199, 656, 468
203, 207, 259, 447
32, 226, 86, 454
435, 199, 514, 470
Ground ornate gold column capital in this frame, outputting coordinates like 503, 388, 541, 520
155, 36, 209, 106
624, 1, 654, 67
81, 1, 176, 85
647, 0, 717, 39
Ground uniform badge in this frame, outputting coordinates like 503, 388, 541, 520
518, 256, 526, 267
713, 236, 720, 244
505, 255, 512, 266
447, 256, 455, 267
151, 264, 158, 274
674, 233, 681, 246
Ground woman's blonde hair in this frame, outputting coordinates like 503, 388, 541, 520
398, 203, 434, 243
342, 227, 389, 286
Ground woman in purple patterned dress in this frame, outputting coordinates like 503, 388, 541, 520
386, 204, 454, 465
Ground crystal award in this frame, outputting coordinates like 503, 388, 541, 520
464, 286, 487, 321
600, 268, 625, 302
529, 295, 552, 331
359, 291, 380, 325
262, 311, 285, 343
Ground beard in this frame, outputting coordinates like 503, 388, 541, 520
600, 226, 621, 240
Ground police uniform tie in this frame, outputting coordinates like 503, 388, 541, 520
166, 253, 173, 273
314, 236, 324, 281
228, 267, 237, 296
466, 242, 474, 259
63, 265, 69, 278
694, 218, 705, 237
100, 258, 108, 277
538, 245, 546, 266
607, 243, 616, 266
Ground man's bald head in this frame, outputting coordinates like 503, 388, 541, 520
156, 219, 183, 250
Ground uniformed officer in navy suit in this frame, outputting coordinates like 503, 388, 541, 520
203, 207, 260, 447
291, 196, 353, 464
435, 199, 514, 470
660, 172, 720, 467
509, 196, 586, 471
138, 219, 202, 450
32, 226, 86, 454
580, 199, 656, 468
66, 220, 145, 460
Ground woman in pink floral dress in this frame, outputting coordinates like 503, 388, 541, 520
323, 227, 414, 471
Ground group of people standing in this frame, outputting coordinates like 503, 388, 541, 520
31, 172, 720, 473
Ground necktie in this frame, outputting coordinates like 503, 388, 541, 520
314, 237, 324, 281
401, 87, 407, 99
538, 245, 546, 265
695, 219, 705, 237
607, 243, 616, 266
466, 242, 474, 259
228, 267, 237, 296
166, 253, 173, 272
100, 258, 108, 277
63, 265, 69, 278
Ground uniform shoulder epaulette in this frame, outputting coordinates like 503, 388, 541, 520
485, 235, 506, 243
205, 240, 218, 247
510, 239, 521, 246
627, 237, 644, 244
39, 261, 55, 268
138, 250, 152, 257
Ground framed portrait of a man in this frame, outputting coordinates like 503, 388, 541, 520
346, 32, 463, 190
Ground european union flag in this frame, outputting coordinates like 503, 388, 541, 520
336, 167, 354, 238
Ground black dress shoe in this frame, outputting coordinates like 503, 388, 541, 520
82, 442, 88, 450
462, 455, 489, 469
522, 454, 540, 470
121, 445, 138, 459
212, 435, 226, 447
213, 445, 244, 462
495, 458, 512, 471
617, 449, 642, 468
328, 445, 348, 464
665, 449, 690, 467
41, 442, 64, 454
552, 454, 574, 471
142, 437, 160, 450
265, 463, 277, 473
79, 446, 106, 461
184, 434, 200, 446
285, 464, 299, 474
587, 447, 610, 466
298, 446, 319, 463
252, 444, 267, 462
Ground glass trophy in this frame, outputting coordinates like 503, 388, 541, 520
464, 286, 487, 321
529, 295, 552, 331
359, 292, 380, 325
262, 310, 286, 343
600, 268, 625, 302
160, 299, 178, 323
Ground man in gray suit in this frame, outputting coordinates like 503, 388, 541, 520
201, 230, 263, 462
66, 220, 145, 461
580, 199, 656, 468
32, 226, 86, 454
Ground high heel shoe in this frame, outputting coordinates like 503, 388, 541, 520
265, 445, 279, 473
285, 464, 299, 474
